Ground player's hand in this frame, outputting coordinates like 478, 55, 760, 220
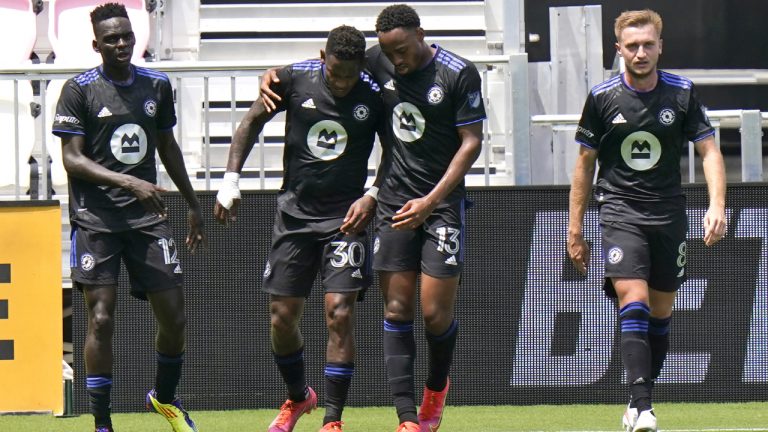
391, 197, 437, 230
341, 195, 376, 234
703, 205, 726, 246
259, 68, 281, 113
567, 232, 590, 275
186, 206, 206, 253
214, 172, 242, 226
126, 177, 167, 217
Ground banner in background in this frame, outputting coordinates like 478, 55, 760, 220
72, 185, 768, 412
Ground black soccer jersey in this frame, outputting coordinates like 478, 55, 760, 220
575, 71, 714, 224
366, 44, 487, 207
53, 65, 177, 232
270, 60, 385, 219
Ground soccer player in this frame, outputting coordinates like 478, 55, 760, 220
52, 4, 203, 432
214, 25, 385, 432
261, 6, 485, 431
568, 9, 726, 432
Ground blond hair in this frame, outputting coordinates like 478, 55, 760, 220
614, 9, 663, 41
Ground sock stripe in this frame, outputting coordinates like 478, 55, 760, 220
649, 316, 672, 335
620, 302, 650, 315
384, 319, 414, 332
158, 352, 185, 364
428, 319, 458, 342
273, 349, 304, 365
86, 376, 113, 389
325, 365, 355, 378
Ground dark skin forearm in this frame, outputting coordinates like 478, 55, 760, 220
157, 130, 200, 210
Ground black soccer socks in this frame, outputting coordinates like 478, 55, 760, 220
648, 315, 671, 380
155, 351, 184, 403
86, 374, 113, 429
383, 319, 418, 424
274, 347, 308, 402
425, 319, 458, 392
323, 362, 354, 424
619, 302, 653, 412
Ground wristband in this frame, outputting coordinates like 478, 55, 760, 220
216, 172, 241, 209
364, 186, 379, 200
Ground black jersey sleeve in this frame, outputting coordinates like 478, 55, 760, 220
575, 92, 604, 149
157, 78, 177, 130
454, 64, 486, 126
52, 79, 86, 136
684, 84, 715, 142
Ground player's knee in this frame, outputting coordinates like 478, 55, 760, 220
89, 311, 114, 339
270, 311, 300, 335
422, 309, 452, 334
384, 299, 415, 321
326, 302, 354, 334
161, 311, 187, 336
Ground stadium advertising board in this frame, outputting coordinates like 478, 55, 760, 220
72, 185, 768, 411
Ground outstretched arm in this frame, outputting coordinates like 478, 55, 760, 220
214, 98, 278, 225
694, 135, 726, 246
568, 145, 598, 274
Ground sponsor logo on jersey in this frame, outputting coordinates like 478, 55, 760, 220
80, 253, 95, 271
97, 107, 113, 118
620, 131, 661, 171
54, 113, 80, 125
111, 123, 148, 165
174, 265, 183, 274
392, 102, 425, 142
611, 113, 627, 124
307, 120, 348, 160
607, 246, 624, 264
468, 91, 481, 109
353, 104, 370, 121
351, 269, 363, 279
427, 85, 444, 104
658, 108, 675, 125
302, 98, 317, 109
144, 99, 157, 117
384, 80, 395, 91
577, 125, 594, 138
444, 255, 458, 266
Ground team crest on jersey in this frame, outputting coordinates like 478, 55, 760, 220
80, 253, 95, 271
467, 91, 481, 109
607, 246, 624, 265
111, 123, 148, 165
307, 120, 348, 160
353, 104, 370, 121
658, 108, 675, 125
392, 102, 426, 142
427, 85, 444, 105
144, 99, 157, 117
620, 131, 661, 171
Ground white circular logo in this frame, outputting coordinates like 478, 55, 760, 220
427, 85, 444, 105
263, 261, 272, 279
620, 131, 661, 171
392, 102, 425, 143
658, 108, 675, 125
144, 99, 157, 117
373, 236, 380, 254
607, 246, 624, 264
80, 253, 95, 271
111, 123, 148, 165
353, 104, 370, 121
306, 120, 348, 160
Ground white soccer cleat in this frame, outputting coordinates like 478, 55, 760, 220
632, 409, 657, 432
622, 402, 638, 432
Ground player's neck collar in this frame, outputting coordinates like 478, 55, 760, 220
99, 64, 135, 87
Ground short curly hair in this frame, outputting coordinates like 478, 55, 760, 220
90, 3, 129, 26
326, 25, 367, 61
375, 4, 421, 33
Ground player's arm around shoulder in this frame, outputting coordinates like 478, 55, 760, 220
694, 135, 727, 246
